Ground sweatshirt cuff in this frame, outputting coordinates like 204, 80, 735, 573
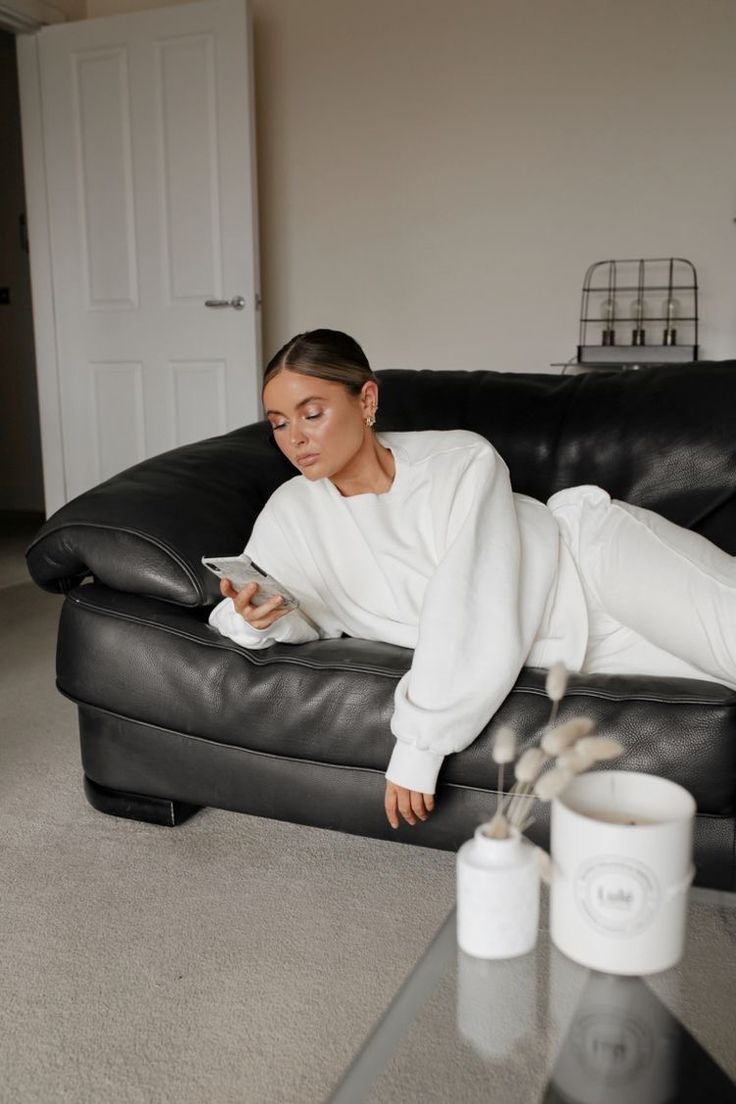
208, 597, 278, 647
385, 742, 445, 795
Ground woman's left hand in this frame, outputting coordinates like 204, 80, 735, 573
384, 781, 435, 829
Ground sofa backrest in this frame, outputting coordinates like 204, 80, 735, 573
26, 361, 736, 604
376, 361, 736, 555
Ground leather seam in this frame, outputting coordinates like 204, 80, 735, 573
64, 591, 411, 678
515, 677, 736, 706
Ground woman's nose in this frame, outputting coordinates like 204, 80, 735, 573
289, 424, 307, 448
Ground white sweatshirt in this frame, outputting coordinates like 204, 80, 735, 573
208, 430, 588, 794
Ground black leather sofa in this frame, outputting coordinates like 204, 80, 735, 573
26, 362, 736, 890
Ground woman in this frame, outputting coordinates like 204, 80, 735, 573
209, 329, 736, 830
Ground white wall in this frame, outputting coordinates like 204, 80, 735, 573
72, 0, 736, 373
50, 0, 85, 18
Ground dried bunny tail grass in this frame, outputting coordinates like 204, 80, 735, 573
557, 746, 596, 774
545, 662, 569, 703
535, 847, 553, 885
504, 747, 547, 826
515, 746, 547, 783
575, 735, 626, 762
534, 764, 574, 802
492, 725, 517, 764
507, 746, 551, 825
541, 716, 595, 756
492, 726, 517, 825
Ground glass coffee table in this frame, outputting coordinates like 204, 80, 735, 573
326, 887, 736, 1103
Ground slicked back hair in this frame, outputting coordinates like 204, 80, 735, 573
262, 329, 378, 396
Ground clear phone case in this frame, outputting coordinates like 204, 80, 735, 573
201, 554, 300, 611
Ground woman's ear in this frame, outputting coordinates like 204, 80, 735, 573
360, 380, 379, 416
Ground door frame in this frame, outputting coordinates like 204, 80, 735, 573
17, 30, 66, 515
0, 0, 63, 35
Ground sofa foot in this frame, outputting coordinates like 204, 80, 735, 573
83, 775, 202, 826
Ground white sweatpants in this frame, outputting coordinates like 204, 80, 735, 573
548, 486, 736, 690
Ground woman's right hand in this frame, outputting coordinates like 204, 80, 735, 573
220, 578, 291, 631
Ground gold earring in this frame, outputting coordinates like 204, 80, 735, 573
365, 410, 376, 428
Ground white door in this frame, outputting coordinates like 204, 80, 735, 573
18, 0, 261, 509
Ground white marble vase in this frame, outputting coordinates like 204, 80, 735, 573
456, 825, 540, 959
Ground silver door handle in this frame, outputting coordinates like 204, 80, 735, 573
204, 296, 246, 310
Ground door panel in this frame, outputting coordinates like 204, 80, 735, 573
90, 360, 145, 481
170, 359, 227, 446
73, 46, 138, 309
158, 32, 222, 302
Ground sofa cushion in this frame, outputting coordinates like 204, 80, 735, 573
57, 582, 736, 818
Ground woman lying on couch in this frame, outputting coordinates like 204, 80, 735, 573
208, 329, 736, 831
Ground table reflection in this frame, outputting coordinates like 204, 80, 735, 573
456, 949, 537, 1061
548, 972, 678, 1104
456, 941, 736, 1103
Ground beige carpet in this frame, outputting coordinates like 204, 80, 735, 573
0, 578, 456, 1104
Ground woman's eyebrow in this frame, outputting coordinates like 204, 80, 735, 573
265, 396, 324, 417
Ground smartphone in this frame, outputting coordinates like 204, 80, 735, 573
201, 554, 300, 612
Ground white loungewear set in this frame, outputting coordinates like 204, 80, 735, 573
208, 430, 736, 795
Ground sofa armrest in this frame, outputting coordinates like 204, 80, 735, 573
26, 422, 295, 606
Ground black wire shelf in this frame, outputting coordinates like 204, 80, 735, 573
577, 258, 699, 367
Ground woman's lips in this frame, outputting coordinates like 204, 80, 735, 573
297, 453, 319, 467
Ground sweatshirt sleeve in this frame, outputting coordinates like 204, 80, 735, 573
385, 444, 557, 795
207, 495, 336, 650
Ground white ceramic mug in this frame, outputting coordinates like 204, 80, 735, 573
550, 771, 695, 975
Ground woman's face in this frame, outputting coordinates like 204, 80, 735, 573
263, 368, 375, 481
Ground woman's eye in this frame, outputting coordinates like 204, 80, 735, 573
270, 411, 321, 432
